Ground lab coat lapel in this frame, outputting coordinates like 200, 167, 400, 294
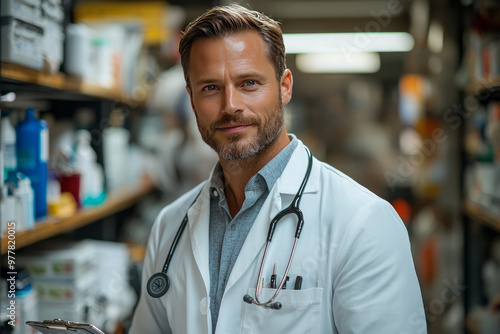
187, 184, 211, 294
225, 188, 282, 290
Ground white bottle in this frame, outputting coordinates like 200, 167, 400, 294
1, 114, 17, 177
74, 130, 103, 204
0, 186, 16, 235
18, 173, 35, 230
5, 171, 35, 232
103, 110, 130, 194
65, 23, 91, 80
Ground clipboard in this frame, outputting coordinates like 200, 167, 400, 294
26, 319, 105, 334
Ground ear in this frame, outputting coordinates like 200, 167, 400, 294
186, 85, 197, 113
280, 69, 293, 106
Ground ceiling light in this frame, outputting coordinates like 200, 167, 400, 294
284, 32, 414, 54
296, 52, 380, 73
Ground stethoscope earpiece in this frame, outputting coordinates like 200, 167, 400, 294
147, 272, 170, 298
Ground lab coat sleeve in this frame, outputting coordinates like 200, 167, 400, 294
129, 211, 172, 334
332, 199, 427, 334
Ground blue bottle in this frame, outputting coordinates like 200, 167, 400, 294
16, 108, 48, 219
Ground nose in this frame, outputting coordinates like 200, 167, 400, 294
221, 85, 243, 114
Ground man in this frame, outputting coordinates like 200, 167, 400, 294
130, 4, 426, 333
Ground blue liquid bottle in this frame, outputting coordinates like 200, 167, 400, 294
16, 108, 48, 219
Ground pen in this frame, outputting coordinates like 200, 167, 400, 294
294, 276, 302, 290
282, 276, 290, 289
270, 263, 276, 289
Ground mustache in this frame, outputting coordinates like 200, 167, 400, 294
210, 114, 260, 131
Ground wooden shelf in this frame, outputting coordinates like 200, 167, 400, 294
464, 199, 500, 232
467, 77, 500, 99
1, 62, 146, 106
1, 179, 155, 255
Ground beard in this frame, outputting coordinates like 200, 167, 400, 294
197, 97, 284, 161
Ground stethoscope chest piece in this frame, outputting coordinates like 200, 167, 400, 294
147, 272, 170, 298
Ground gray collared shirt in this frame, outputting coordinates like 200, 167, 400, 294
208, 137, 298, 332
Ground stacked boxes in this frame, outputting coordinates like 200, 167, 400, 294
1, 0, 64, 72
17, 240, 97, 324
1, 0, 44, 69
16, 239, 135, 331
41, 0, 64, 73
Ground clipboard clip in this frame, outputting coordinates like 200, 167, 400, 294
26, 318, 106, 334
43, 319, 77, 331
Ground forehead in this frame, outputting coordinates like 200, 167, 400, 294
188, 31, 273, 79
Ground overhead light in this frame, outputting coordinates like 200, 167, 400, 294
296, 52, 380, 73
261, 1, 395, 19
284, 32, 414, 54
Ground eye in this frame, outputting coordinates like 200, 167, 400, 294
244, 80, 257, 87
203, 85, 218, 92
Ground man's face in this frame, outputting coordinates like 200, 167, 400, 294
186, 31, 292, 161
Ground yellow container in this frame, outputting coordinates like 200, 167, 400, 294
73, 1, 170, 45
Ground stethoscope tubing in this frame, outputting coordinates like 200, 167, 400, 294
252, 237, 299, 308
163, 214, 189, 273
148, 145, 313, 306
245, 146, 312, 309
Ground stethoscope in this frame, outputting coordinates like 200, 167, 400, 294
147, 146, 313, 311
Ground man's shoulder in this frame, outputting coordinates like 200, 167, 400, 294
314, 159, 382, 204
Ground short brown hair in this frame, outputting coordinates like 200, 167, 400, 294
179, 4, 286, 86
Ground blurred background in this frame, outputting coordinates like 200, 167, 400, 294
1, 0, 499, 333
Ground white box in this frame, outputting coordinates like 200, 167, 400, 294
41, 0, 64, 23
1, 17, 43, 70
17, 240, 96, 280
1, 0, 43, 26
43, 17, 64, 65
33, 272, 96, 305
87, 240, 130, 302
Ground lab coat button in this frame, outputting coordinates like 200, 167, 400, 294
200, 297, 210, 315
212, 189, 219, 197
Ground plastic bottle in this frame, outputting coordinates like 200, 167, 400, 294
1, 185, 16, 235
5, 171, 35, 232
16, 108, 48, 219
73, 129, 104, 206
103, 110, 130, 193
1, 113, 17, 177
65, 23, 91, 80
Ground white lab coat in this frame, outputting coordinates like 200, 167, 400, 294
130, 139, 427, 334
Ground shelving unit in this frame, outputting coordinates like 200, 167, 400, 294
0, 178, 154, 255
464, 200, 500, 232
0, 1, 161, 330
1, 60, 153, 255
467, 79, 500, 99
1, 62, 147, 107
459, 4, 500, 332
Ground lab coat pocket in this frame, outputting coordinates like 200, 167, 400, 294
240, 287, 323, 334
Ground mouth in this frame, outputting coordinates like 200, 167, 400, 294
218, 123, 252, 134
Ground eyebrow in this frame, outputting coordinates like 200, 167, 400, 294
193, 72, 268, 86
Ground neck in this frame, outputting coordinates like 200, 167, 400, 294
221, 130, 290, 217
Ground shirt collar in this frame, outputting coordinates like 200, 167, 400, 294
209, 136, 299, 197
